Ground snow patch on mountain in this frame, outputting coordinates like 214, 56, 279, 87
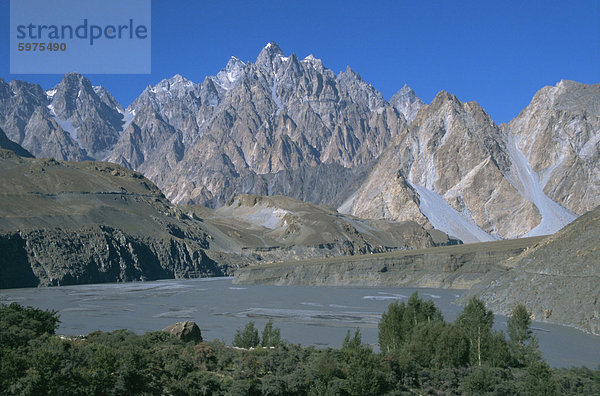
246, 207, 290, 229
271, 79, 283, 115
47, 103, 80, 144
214, 56, 245, 90
506, 135, 576, 237
117, 107, 135, 133
410, 182, 495, 243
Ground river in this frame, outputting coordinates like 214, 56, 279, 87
1, 277, 598, 368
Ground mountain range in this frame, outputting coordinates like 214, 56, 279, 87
0, 42, 598, 242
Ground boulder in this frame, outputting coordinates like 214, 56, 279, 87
162, 321, 203, 343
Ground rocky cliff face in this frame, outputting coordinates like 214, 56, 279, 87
340, 81, 596, 242
233, 237, 542, 288
0, 73, 126, 161
0, 149, 225, 288
340, 92, 536, 241
389, 84, 425, 123
47, 73, 124, 159
0, 226, 221, 288
107, 43, 407, 207
465, 206, 600, 335
504, 80, 600, 215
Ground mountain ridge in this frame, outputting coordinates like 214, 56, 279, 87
0, 43, 597, 241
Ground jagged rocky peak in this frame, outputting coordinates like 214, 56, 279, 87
299, 54, 325, 70
131, 75, 197, 110
93, 85, 126, 113
49, 72, 95, 119
255, 41, 285, 70
342, 80, 598, 242
149, 74, 196, 96
505, 80, 600, 215
214, 56, 246, 90
44, 72, 124, 159
128, 74, 203, 123
337, 65, 362, 81
0, 78, 13, 98
429, 89, 459, 106
336, 66, 386, 111
132, 43, 407, 207
554, 79, 600, 113
389, 84, 425, 123
0, 79, 47, 144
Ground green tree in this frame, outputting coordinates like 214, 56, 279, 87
378, 292, 443, 355
456, 297, 494, 366
488, 331, 512, 368
405, 292, 444, 326
0, 303, 60, 348
341, 329, 388, 395
233, 322, 260, 349
342, 328, 363, 353
433, 323, 470, 368
525, 360, 558, 395
261, 319, 282, 347
378, 300, 407, 354
507, 304, 540, 366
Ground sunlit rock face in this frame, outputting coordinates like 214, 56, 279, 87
341, 81, 599, 241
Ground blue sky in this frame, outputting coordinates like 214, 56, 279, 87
1, 0, 599, 123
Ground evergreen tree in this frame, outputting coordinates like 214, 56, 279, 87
233, 322, 260, 349
526, 360, 558, 395
488, 331, 512, 368
456, 297, 494, 366
342, 328, 363, 353
508, 304, 540, 366
261, 319, 282, 347
0, 303, 60, 348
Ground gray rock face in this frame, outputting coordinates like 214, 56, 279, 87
504, 80, 600, 215
47, 73, 123, 159
341, 91, 539, 241
341, 81, 597, 242
0, 74, 126, 161
233, 237, 542, 288
389, 84, 425, 123
162, 321, 203, 343
113, 42, 406, 207
0, 79, 47, 145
